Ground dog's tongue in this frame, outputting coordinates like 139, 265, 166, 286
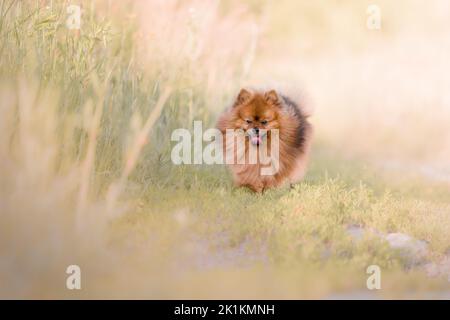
250, 136, 262, 145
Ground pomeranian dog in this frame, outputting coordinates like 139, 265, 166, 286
216, 88, 312, 193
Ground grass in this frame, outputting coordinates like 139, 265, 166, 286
109, 148, 450, 299
0, 0, 449, 299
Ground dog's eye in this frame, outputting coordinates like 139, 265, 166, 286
260, 120, 268, 125
245, 119, 252, 124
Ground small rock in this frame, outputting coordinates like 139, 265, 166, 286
345, 224, 381, 242
385, 233, 428, 256
384, 233, 428, 266
346, 225, 366, 241
385, 233, 413, 247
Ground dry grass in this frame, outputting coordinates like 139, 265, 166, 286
0, 0, 449, 299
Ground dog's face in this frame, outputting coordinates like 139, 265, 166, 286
232, 89, 281, 145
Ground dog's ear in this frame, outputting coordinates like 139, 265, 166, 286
236, 88, 252, 105
264, 89, 279, 105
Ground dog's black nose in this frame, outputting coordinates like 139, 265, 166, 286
254, 127, 259, 134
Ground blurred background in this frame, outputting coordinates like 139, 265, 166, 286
0, 0, 449, 299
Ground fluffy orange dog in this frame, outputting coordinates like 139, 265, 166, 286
217, 88, 313, 193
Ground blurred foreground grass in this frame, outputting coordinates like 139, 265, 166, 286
0, 0, 449, 299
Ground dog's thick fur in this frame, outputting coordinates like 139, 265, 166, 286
217, 88, 313, 192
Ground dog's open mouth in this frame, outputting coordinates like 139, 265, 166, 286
248, 130, 267, 146
250, 135, 262, 146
